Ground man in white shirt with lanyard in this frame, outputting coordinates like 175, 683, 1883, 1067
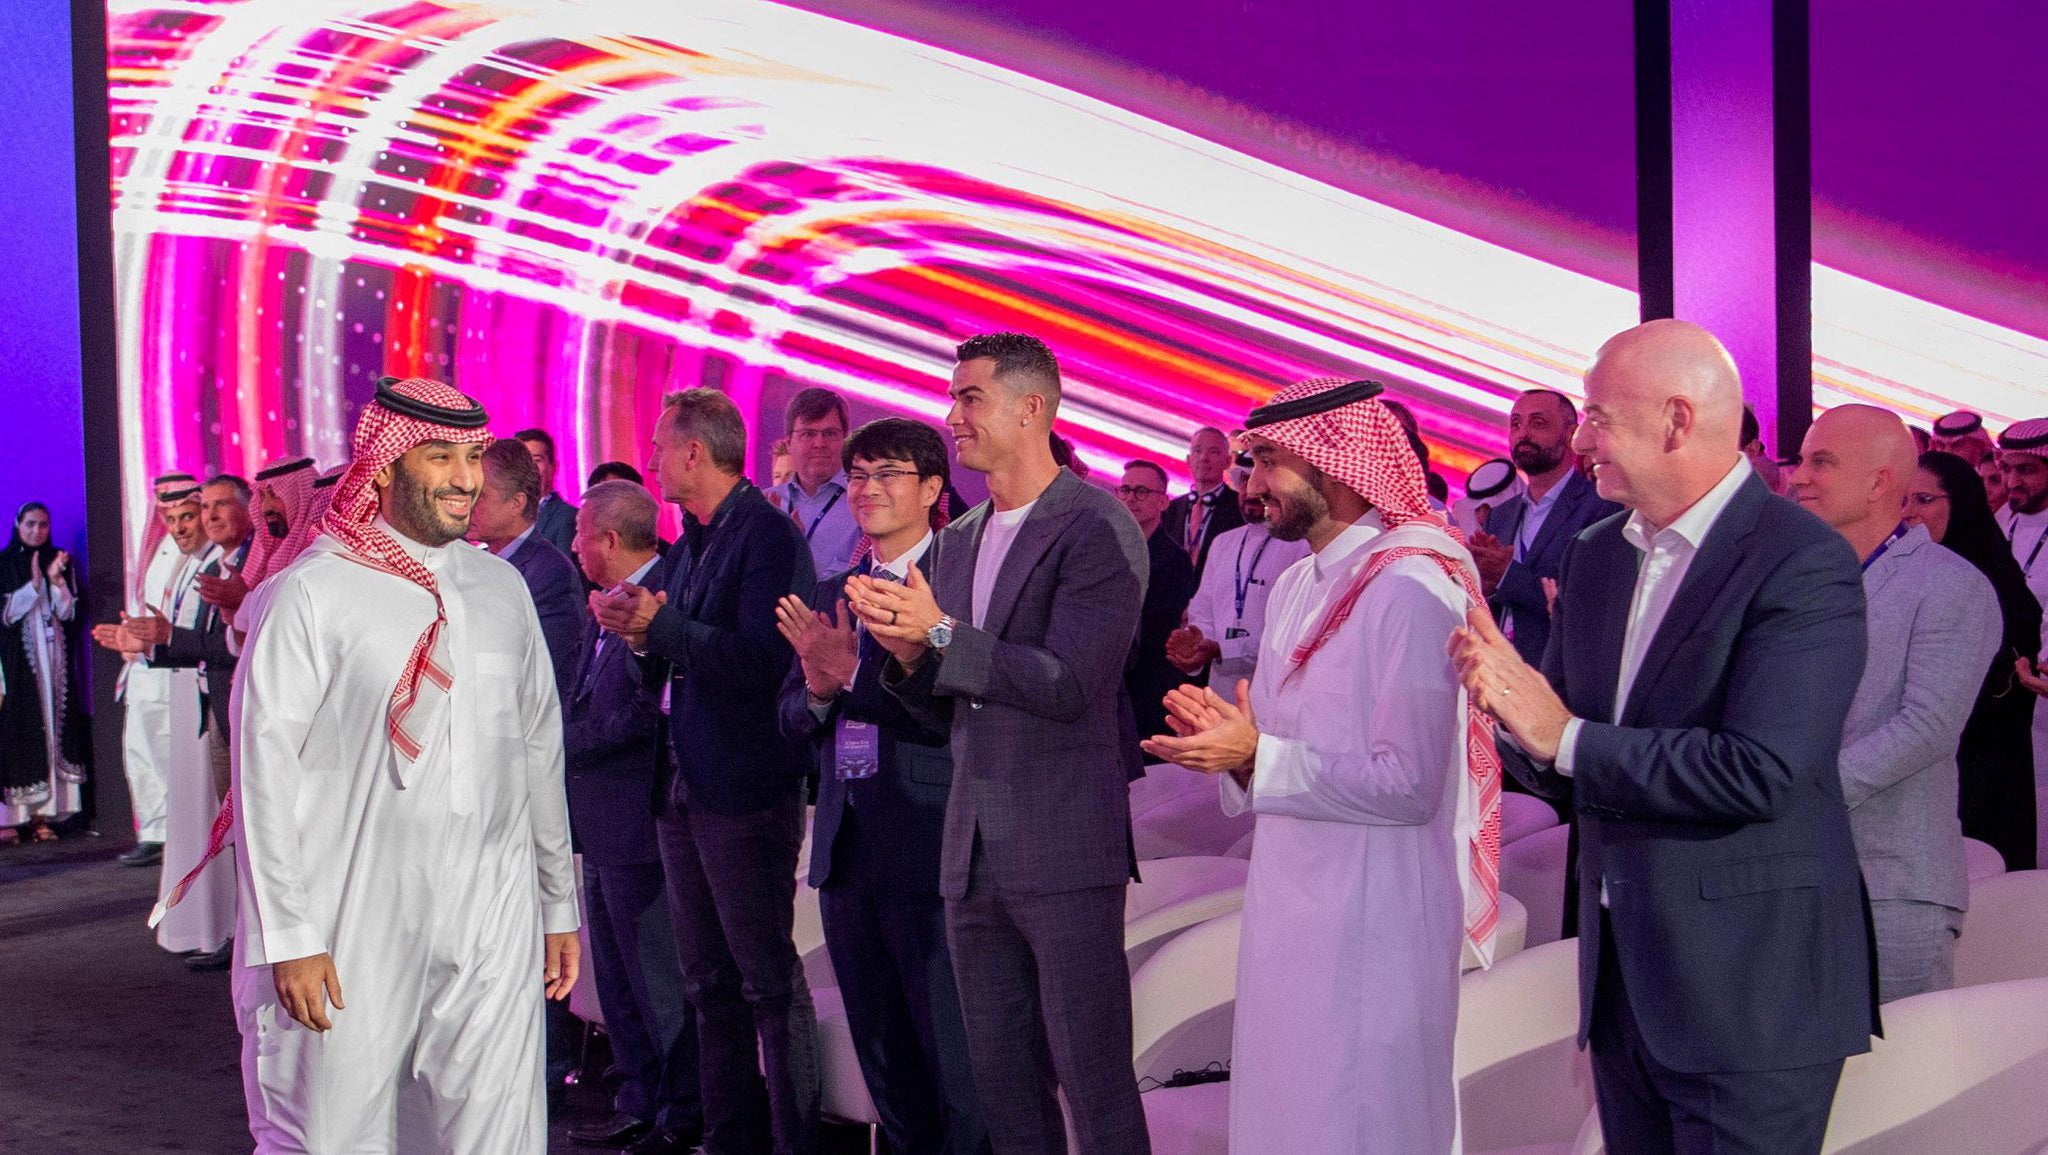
779, 387, 863, 575
1995, 418, 2048, 783
1167, 485, 1309, 688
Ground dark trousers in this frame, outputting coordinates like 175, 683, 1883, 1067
587, 859, 703, 1135
657, 784, 820, 1155
821, 811, 987, 1155
1591, 913, 1843, 1155
945, 864, 1148, 1155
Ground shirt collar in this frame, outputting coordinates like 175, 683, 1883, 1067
623, 554, 659, 587
870, 530, 934, 578
374, 514, 452, 572
1312, 510, 1385, 580
1623, 456, 1751, 553
790, 472, 847, 501
495, 522, 537, 559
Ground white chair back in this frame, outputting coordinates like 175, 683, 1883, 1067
1464, 891, 1529, 972
1130, 762, 1216, 821
1823, 976, 2048, 1153
1456, 940, 1593, 1151
1124, 855, 1249, 973
1132, 790, 1256, 861
1965, 836, 2008, 882
1956, 870, 2048, 988
1501, 791, 1563, 845
1501, 823, 1571, 948
791, 883, 835, 991
1129, 910, 1242, 1085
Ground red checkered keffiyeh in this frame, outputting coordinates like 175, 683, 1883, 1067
321, 377, 494, 762
238, 457, 322, 590
1246, 376, 1505, 967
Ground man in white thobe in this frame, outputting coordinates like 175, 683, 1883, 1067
228, 377, 579, 1153
111, 471, 200, 865
1994, 419, 2048, 785
1145, 377, 1501, 1155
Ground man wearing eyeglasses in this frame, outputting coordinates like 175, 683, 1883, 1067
775, 417, 987, 1155
1119, 460, 1200, 750
780, 387, 863, 576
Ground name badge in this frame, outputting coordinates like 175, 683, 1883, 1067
1225, 627, 1249, 639
835, 718, 880, 781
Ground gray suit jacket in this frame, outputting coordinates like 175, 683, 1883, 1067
885, 468, 1149, 899
1841, 525, 2002, 910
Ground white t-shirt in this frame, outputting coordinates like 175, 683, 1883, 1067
972, 500, 1038, 627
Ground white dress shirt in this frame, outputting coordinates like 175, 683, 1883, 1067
1181, 523, 1311, 684
1556, 455, 1752, 774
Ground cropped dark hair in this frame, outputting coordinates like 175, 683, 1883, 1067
844, 417, 951, 486
1524, 389, 1579, 424
956, 332, 1061, 408
1740, 404, 1761, 449
660, 388, 747, 475
482, 440, 542, 517
587, 460, 644, 487
1123, 459, 1169, 489
785, 387, 849, 436
512, 427, 556, 455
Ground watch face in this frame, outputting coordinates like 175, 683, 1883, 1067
926, 621, 953, 649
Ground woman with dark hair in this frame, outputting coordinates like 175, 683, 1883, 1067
1906, 452, 2041, 868
0, 502, 89, 843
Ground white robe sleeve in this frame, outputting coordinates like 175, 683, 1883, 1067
3, 580, 38, 627
47, 578, 74, 622
520, 602, 579, 935
1235, 563, 1465, 826
233, 578, 331, 963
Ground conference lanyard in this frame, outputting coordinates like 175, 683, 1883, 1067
790, 484, 843, 542
2007, 513, 2048, 577
1861, 523, 1910, 572
1232, 531, 1274, 624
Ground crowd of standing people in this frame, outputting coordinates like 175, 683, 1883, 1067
9, 319, 2048, 1155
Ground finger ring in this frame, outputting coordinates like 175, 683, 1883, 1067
1498, 684, 1512, 697
890, 610, 899, 625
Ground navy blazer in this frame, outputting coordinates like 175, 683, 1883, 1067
1500, 472, 1880, 1075
534, 492, 579, 558
503, 531, 588, 708
645, 480, 817, 816
565, 555, 669, 867
885, 469, 1147, 899
1484, 470, 1619, 667
778, 565, 953, 894
151, 539, 249, 739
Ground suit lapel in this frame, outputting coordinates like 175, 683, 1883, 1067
1620, 476, 1768, 726
981, 472, 1080, 639
1526, 473, 1587, 562
1861, 530, 1916, 603
1581, 526, 1639, 723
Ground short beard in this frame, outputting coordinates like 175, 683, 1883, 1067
1266, 471, 1332, 542
1512, 439, 1567, 475
383, 458, 474, 546
264, 513, 288, 538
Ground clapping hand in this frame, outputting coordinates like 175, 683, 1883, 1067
775, 595, 858, 699
1165, 623, 1221, 675
1448, 605, 1572, 761
1467, 532, 1512, 594
2018, 655, 2048, 698
1140, 679, 1260, 779
845, 562, 944, 666
93, 607, 171, 655
45, 550, 68, 585
197, 569, 248, 616
590, 584, 665, 650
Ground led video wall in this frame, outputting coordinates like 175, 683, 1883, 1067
105, 0, 2048, 568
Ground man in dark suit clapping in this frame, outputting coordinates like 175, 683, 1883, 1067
848, 333, 1150, 1154
775, 418, 986, 1155
591, 389, 819, 1155
562, 480, 702, 1154
1452, 320, 1878, 1155
473, 440, 587, 705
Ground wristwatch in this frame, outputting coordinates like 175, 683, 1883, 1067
925, 613, 955, 652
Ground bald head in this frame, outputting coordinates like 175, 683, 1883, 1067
1789, 404, 1915, 547
1576, 320, 1748, 525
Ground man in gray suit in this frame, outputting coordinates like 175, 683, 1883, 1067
848, 332, 1151, 1154
1790, 404, 2001, 1002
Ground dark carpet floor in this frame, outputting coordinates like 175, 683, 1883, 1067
0, 833, 870, 1153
